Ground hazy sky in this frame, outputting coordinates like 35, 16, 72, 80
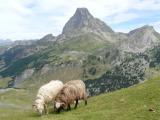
0, 0, 160, 40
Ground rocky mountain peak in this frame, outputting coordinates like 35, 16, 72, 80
141, 25, 154, 30
40, 34, 55, 41
62, 8, 113, 35
0, 39, 13, 46
120, 25, 160, 53
129, 25, 154, 35
74, 8, 93, 19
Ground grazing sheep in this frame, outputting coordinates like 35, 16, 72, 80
32, 80, 63, 115
54, 80, 87, 113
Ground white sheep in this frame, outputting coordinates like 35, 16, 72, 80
32, 80, 63, 115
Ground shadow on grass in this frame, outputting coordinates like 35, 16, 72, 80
29, 109, 61, 118
29, 107, 76, 118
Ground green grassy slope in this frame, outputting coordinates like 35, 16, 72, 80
0, 33, 108, 77
0, 77, 11, 88
0, 77, 160, 120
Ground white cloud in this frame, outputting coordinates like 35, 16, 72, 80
114, 23, 146, 33
131, 0, 160, 10
0, 0, 160, 40
107, 13, 138, 24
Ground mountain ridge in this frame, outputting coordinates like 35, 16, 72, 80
0, 8, 160, 97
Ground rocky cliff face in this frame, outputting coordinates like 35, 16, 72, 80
59, 8, 115, 42
62, 8, 113, 34
119, 25, 160, 52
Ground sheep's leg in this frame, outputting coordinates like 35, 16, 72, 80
44, 104, 47, 114
74, 99, 78, 109
84, 94, 87, 105
44, 104, 49, 114
85, 99, 87, 105
57, 108, 61, 113
53, 104, 56, 112
46, 105, 49, 114
67, 104, 71, 111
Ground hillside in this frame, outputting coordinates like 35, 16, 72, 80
0, 46, 9, 55
0, 8, 160, 97
0, 76, 160, 120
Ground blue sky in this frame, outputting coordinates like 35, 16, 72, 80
0, 0, 160, 40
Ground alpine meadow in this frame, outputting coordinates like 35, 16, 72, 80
0, 2, 160, 120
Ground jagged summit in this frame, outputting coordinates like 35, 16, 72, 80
40, 34, 55, 41
62, 8, 113, 35
129, 25, 154, 35
141, 25, 154, 30
74, 8, 93, 19
120, 25, 160, 53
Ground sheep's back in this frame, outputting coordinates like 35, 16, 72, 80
61, 80, 86, 102
37, 80, 63, 103
66, 80, 86, 99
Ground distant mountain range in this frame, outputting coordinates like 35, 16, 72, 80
0, 8, 160, 95
0, 39, 13, 46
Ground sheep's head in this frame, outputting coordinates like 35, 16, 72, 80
32, 99, 44, 115
54, 100, 65, 113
